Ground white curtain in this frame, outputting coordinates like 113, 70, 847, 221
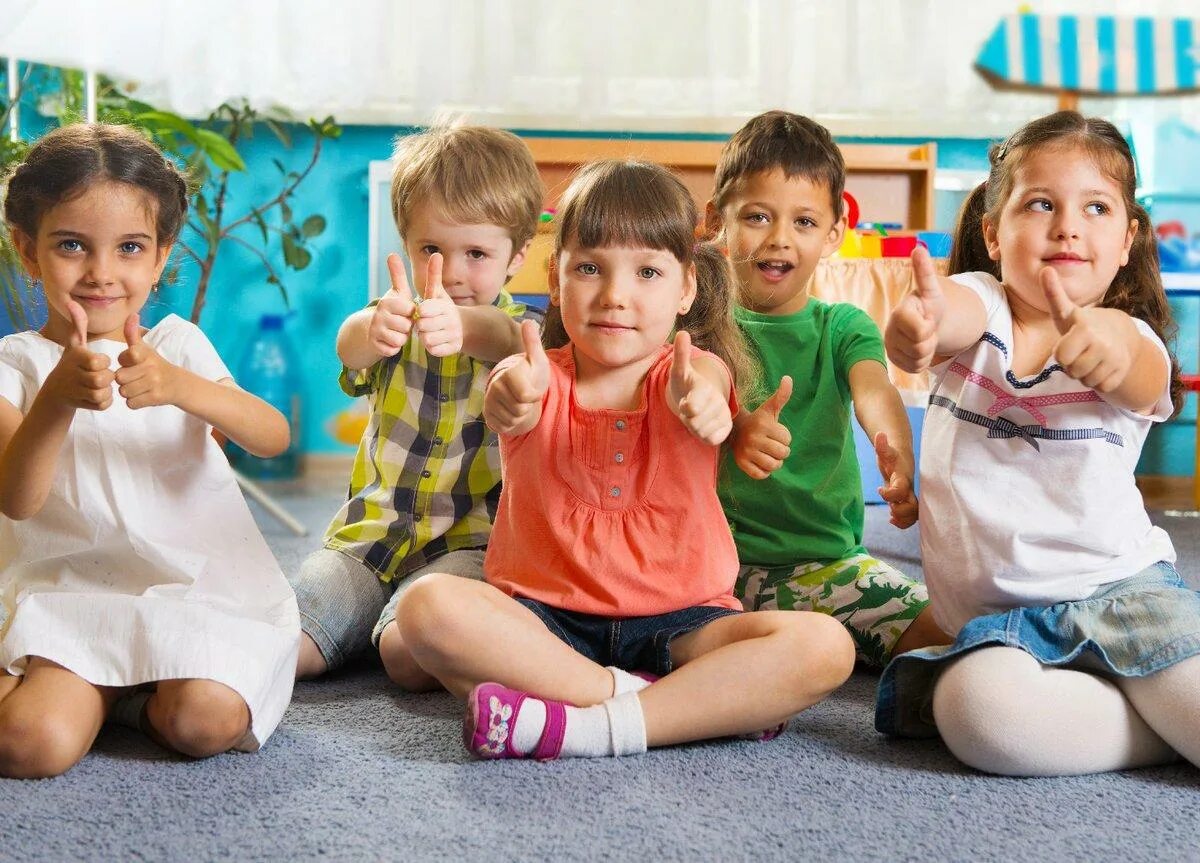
1, 0, 1198, 134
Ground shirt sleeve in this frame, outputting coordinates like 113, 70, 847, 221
948, 270, 1006, 322
339, 299, 386, 398
153, 316, 231, 382
831, 304, 887, 378
0, 338, 30, 410
1129, 318, 1176, 423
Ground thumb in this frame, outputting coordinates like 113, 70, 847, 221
386, 253, 412, 298
910, 245, 942, 320
520, 319, 547, 378
873, 430, 897, 476
671, 330, 693, 391
66, 299, 89, 348
1040, 266, 1075, 335
424, 252, 449, 301
761, 375, 793, 418
124, 313, 142, 347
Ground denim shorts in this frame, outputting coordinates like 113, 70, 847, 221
515, 598, 741, 677
291, 546, 486, 671
875, 562, 1200, 738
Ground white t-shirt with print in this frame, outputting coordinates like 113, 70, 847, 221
919, 271, 1176, 635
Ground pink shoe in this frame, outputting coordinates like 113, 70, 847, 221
464, 682, 568, 761
626, 670, 786, 741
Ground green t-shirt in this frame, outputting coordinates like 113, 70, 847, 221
720, 299, 886, 567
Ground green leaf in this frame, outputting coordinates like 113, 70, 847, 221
280, 199, 292, 224
264, 118, 292, 148
195, 195, 209, 219
136, 110, 200, 139
272, 158, 287, 176
193, 128, 245, 172
301, 215, 326, 238
253, 213, 269, 245
282, 234, 302, 268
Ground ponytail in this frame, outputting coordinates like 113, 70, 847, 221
947, 182, 997, 279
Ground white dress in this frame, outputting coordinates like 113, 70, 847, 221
0, 314, 299, 750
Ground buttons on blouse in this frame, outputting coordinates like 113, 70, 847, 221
614, 451, 624, 464
610, 486, 621, 498
432, 436, 444, 446
422, 470, 432, 478
615, 419, 626, 431
413, 513, 423, 522
440, 393, 450, 403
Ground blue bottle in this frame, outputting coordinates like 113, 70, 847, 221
227, 313, 302, 479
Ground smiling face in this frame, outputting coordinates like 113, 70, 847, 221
16, 181, 171, 345
714, 168, 844, 316
403, 201, 527, 306
551, 241, 695, 380
984, 144, 1137, 313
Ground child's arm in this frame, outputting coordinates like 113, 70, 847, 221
337, 253, 417, 371
1041, 268, 1168, 413
885, 246, 987, 372
849, 360, 918, 528
0, 303, 115, 519
665, 332, 733, 446
114, 316, 289, 457
484, 319, 548, 436
730, 376, 793, 479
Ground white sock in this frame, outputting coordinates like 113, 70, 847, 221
108, 691, 151, 732
608, 667, 653, 696
510, 692, 648, 758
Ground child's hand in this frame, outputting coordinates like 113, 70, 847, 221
886, 246, 945, 373
667, 331, 732, 446
369, 253, 418, 357
732, 375, 792, 479
115, 314, 181, 409
43, 299, 115, 411
873, 431, 918, 528
414, 253, 464, 357
485, 319, 549, 434
1042, 267, 1137, 392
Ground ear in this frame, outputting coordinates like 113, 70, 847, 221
703, 200, 723, 239
820, 210, 847, 259
1120, 217, 1137, 267
679, 261, 697, 314
154, 242, 175, 280
548, 253, 561, 306
12, 229, 40, 279
982, 216, 1001, 262
505, 239, 531, 278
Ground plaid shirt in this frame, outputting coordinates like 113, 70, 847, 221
323, 291, 542, 583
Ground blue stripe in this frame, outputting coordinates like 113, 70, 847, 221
976, 20, 1010, 80
1060, 16, 1080, 89
1021, 14, 1042, 85
1136, 18, 1156, 93
1177, 18, 1196, 89
1098, 17, 1117, 92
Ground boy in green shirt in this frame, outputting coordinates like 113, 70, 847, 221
707, 111, 947, 667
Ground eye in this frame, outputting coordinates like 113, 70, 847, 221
795, 217, 817, 229
57, 239, 84, 253
119, 241, 144, 254
576, 262, 598, 276
466, 249, 487, 260
638, 267, 662, 280
1085, 202, 1109, 216
1026, 199, 1052, 213
420, 244, 439, 256
744, 212, 768, 224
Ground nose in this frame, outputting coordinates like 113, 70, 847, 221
598, 274, 629, 309
438, 255, 464, 288
766, 219, 792, 249
84, 250, 116, 286
1050, 209, 1081, 241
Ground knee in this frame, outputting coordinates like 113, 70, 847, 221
0, 709, 88, 778
153, 683, 249, 758
773, 612, 857, 694
378, 623, 438, 691
395, 574, 470, 659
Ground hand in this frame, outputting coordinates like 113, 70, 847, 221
886, 246, 944, 373
414, 253, 464, 357
732, 375, 793, 479
485, 319, 549, 434
873, 431, 918, 529
1042, 267, 1137, 392
667, 331, 733, 446
369, 253, 418, 357
42, 299, 114, 411
114, 313, 180, 409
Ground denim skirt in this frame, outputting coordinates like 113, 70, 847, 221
875, 562, 1200, 738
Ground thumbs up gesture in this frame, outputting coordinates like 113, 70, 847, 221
873, 431, 918, 528
114, 313, 179, 409
485, 319, 550, 435
44, 299, 115, 410
732, 375, 793, 479
885, 246, 945, 372
369, 253, 418, 357
414, 252, 464, 357
1041, 267, 1136, 392
667, 331, 733, 446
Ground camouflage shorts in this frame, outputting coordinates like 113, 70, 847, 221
735, 554, 929, 668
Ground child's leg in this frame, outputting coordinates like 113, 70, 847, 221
1115, 655, 1200, 766
0, 658, 119, 778
931, 646, 1176, 776
142, 679, 251, 758
890, 606, 950, 658
376, 549, 488, 692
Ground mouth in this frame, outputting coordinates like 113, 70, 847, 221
1043, 253, 1086, 264
72, 294, 124, 308
755, 260, 795, 282
590, 321, 633, 335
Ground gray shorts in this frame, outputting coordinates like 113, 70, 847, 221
290, 546, 486, 671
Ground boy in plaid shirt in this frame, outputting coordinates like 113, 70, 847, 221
293, 126, 544, 686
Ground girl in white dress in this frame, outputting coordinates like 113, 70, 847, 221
0, 124, 299, 778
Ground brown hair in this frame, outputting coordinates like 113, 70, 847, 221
5, 123, 189, 244
949, 110, 1182, 415
390, 125, 542, 253
711, 110, 845, 219
543, 159, 760, 403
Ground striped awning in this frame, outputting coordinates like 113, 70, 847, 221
975, 14, 1200, 95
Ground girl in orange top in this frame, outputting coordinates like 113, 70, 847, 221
397, 161, 855, 760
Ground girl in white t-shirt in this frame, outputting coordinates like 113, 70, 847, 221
0, 124, 299, 778
879, 110, 1200, 777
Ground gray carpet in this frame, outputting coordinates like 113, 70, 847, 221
4, 487, 1200, 862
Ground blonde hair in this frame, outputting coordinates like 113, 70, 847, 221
390, 125, 542, 253
543, 159, 761, 403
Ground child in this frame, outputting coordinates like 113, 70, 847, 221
705, 110, 947, 667
878, 110, 1200, 776
0, 124, 299, 778
292, 125, 544, 687
397, 160, 855, 761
